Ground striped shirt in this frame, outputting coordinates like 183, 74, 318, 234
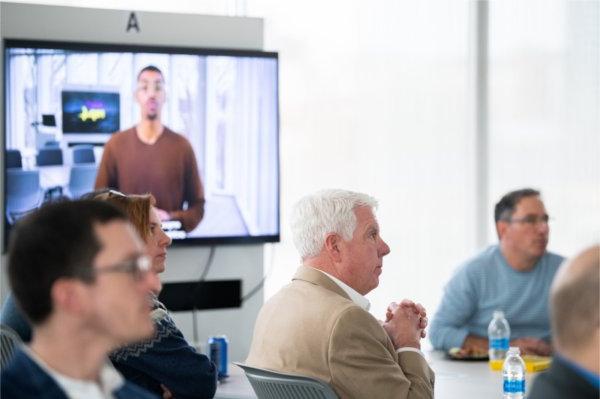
429, 245, 564, 350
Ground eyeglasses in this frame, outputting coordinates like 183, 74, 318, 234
106, 189, 126, 198
88, 189, 126, 201
137, 82, 164, 93
94, 255, 151, 281
506, 215, 551, 227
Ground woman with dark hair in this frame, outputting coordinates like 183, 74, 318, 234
1, 190, 217, 399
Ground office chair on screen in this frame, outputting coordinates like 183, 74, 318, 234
235, 363, 338, 399
0, 325, 23, 369
72, 145, 95, 164
68, 164, 98, 199
5, 149, 22, 169
36, 147, 63, 166
5, 169, 42, 224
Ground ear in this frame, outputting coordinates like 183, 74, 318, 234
51, 279, 88, 316
324, 232, 343, 263
496, 220, 508, 239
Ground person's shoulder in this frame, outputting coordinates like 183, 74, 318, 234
1, 350, 52, 397
104, 127, 136, 147
160, 127, 194, 152
0, 370, 37, 398
162, 127, 191, 143
543, 250, 565, 267
264, 278, 357, 322
116, 381, 160, 399
528, 368, 568, 399
453, 245, 498, 277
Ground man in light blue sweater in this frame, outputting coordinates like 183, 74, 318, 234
429, 188, 564, 355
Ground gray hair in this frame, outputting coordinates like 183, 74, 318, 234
290, 189, 378, 259
551, 245, 599, 351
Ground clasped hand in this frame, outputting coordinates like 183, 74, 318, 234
382, 299, 427, 350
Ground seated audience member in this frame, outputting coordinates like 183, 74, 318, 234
529, 245, 600, 399
246, 189, 435, 399
0, 190, 217, 399
429, 188, 564, 355
1, 200, 158, 398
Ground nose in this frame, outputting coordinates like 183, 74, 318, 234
160, 228, 172, 247
537, 220, 550, 234
379, 238, 391, 257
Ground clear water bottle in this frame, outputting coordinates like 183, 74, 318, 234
488, 310, 510, 370
503, 346, 526, 399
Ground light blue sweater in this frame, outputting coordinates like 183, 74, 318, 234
429, 245, 564, 350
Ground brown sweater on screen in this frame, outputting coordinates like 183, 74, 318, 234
95, 126, 204, 232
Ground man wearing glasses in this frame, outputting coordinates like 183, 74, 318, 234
429, 188, 564, 356
95, 65, 205, 233
1, 200, 159, 398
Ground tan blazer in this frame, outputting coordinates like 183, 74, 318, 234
246, 266, 435, 399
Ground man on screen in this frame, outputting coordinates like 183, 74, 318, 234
95, 65, 204, 232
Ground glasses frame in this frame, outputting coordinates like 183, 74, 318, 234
505, 214, 551, 227
94, 254, 151, 281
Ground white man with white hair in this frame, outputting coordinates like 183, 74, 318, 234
529, 245, 600, 399
246, 189, 434, 399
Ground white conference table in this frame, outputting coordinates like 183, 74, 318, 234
214, 351, 540, 399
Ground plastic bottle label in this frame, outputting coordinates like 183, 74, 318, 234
503, 379, 526, 393
490, 337, 509, 350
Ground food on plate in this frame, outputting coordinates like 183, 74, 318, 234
448, 347, 489, 360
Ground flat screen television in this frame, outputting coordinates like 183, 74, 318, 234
3, 39, 279, 247
62, 89, 121, 134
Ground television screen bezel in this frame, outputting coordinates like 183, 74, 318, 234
2, 38, 280, 250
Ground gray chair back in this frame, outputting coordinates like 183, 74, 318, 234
5, 169, 42, 223
36, 148, 63, 166
6, 149, 22, 168
0, 325, 23, 369
72, 145, 95, 164
68, 164, 98, 198
235, 363, 338, 399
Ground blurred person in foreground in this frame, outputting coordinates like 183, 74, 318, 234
1, 200, 158, 398
529, 245, 600, 399
429, 188, 564, 356
246, 189, 434, 399
0, 190, 217, 399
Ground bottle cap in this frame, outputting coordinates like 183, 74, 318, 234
493, 310, 505, 318
507, 346, 520, 355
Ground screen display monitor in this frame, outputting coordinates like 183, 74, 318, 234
3, 39, 279, 246
62, 90, 120, 134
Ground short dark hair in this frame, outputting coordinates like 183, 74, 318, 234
494, 188, 541, 223
8, 200, 127, 325
137, 65, 164, 81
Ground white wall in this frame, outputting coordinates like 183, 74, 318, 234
249, 0, 598, 332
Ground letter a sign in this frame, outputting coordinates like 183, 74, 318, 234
126, 12, 140, 33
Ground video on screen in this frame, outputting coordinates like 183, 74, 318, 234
3, 41, 279, 244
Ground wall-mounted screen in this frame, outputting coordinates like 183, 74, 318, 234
3, 39, 279, 247
62, 90, 120, 134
